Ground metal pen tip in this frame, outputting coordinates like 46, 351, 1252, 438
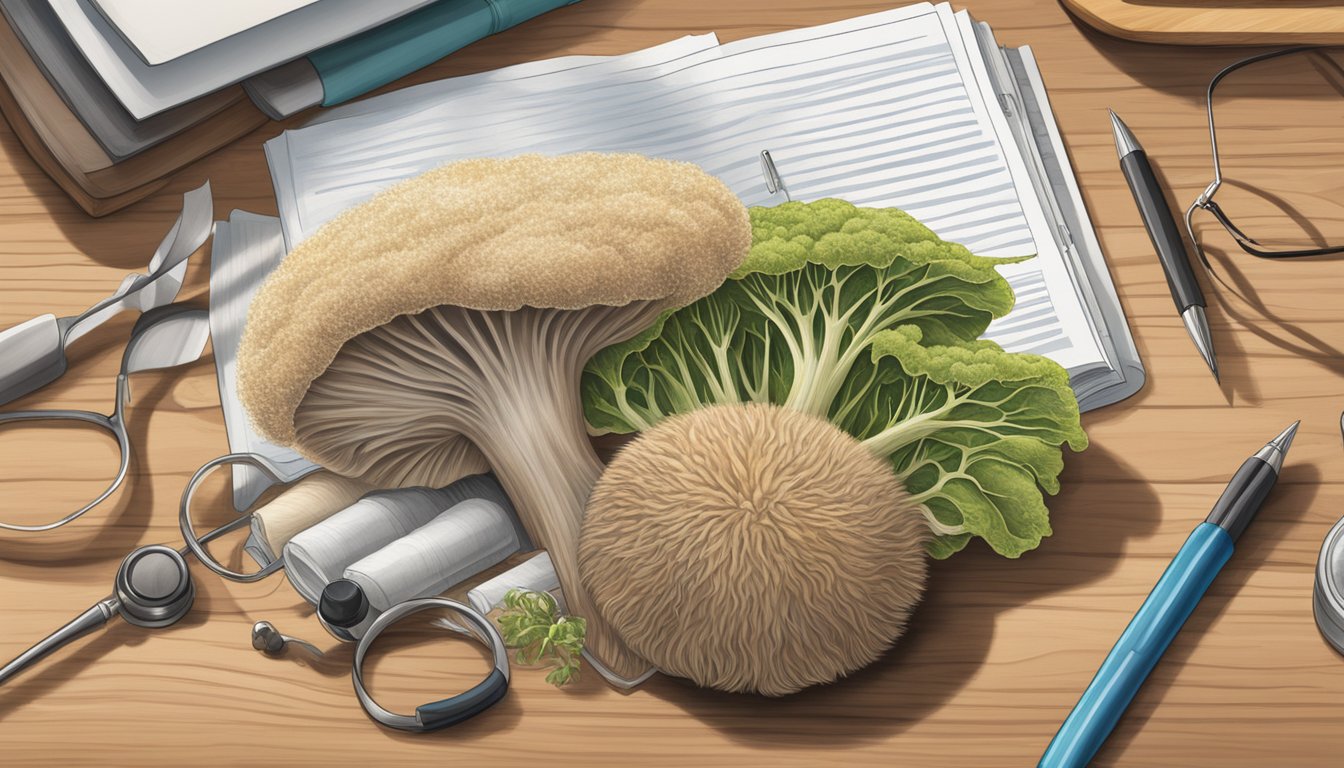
1269, 421, 1300, 455
1252, 420, 1299, 475
1181, 305, 1219, 382
1108, 109, 1142, 159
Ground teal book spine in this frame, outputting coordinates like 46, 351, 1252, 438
309, 0, 582, 106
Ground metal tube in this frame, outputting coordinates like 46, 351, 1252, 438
0, 597, 119, 686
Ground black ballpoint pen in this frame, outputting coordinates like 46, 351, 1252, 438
1109, 110, 1219, 382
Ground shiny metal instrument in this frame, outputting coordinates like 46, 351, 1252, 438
179, 452, 320, 582
353, 597, 510, 732
251, 621, 323, 657
0, 304, 211, 532
0, 527, 233, 687
0, 184, 211, 407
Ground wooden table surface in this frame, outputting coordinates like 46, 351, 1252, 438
2, 1, 1343, 765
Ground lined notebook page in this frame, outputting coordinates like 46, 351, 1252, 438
267, 33, 724, 237
268, 3, 1104, 369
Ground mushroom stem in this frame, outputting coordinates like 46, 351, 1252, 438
298, 303, 659, 685
452, 306, 658, 684
472, 371, 653, 684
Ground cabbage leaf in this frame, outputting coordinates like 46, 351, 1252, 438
581, 199, 1086, 558
845, 326, 1086, 558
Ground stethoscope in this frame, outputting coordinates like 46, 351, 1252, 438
0, 453, 510, 732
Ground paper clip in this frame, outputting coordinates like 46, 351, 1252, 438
759, 150, 791, 202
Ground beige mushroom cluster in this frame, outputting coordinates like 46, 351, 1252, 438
237, 153, 752, 686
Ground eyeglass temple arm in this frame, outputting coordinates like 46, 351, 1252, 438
1192, 46, 1344, 264
1190, 198, 1344, 261
1199, 46, 1325, 207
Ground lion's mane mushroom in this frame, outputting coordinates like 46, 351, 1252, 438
237, 153, 750, 685
580, 402, 929, 696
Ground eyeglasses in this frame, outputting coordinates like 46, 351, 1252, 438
0, 305, 210, 532
1185, 46, 1344, 267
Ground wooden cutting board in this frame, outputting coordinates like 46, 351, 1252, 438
1062, 0, 1344, 44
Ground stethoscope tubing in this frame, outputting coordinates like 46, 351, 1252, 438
178, 452, 321, 583
4, 451, 512, 732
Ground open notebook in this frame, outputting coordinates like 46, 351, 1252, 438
262, 2, 1142, 413
219, 4, 1143, 503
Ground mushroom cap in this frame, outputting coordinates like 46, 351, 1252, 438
579, 402, 929, 696
237, 153, 751, 447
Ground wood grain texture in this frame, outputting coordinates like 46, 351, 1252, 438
2, 0, 1344, 764
1060, 0, 1344, 45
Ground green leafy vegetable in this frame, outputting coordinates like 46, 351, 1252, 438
497, 588, 586, 686
843, 326, 1086, 557
581, 199, 1086, 558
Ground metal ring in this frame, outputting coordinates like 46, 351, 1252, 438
0, 409, 127, 532
178, 453, 309, 582
352, 598, 510, 732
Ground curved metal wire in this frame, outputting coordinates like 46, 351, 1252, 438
1188, 46, 1344, 264
178, 453, 321, 583
0, 408, 128, 532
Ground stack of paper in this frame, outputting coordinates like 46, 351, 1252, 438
262, 3, 1144, 411
0, 0, 581, 215
91, 0, 324, 66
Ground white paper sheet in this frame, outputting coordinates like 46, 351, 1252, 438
266, 33, 724, 237
209, 211, 317, 510
267, 3, 1105, 367
49, 0, 436, 118
89, 0, 320, 65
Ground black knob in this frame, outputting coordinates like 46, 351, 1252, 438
319, 579, 369, 628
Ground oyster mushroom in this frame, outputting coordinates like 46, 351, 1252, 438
237, 153, 750, 685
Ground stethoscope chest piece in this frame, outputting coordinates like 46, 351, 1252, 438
0, 543, 197, 687
115, 545, 194, 628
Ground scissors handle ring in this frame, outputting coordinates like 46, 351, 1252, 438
178, 453, 302, 582
0, 409, 128, 532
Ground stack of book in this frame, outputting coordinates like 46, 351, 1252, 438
0, 0, 580, 216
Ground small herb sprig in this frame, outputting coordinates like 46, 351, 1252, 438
497, 588, 585, 687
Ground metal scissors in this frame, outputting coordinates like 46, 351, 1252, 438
0, 183, 211, 407
0, 304, 211, 532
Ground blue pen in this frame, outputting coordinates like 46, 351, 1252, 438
1039, 421, 1299, 768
